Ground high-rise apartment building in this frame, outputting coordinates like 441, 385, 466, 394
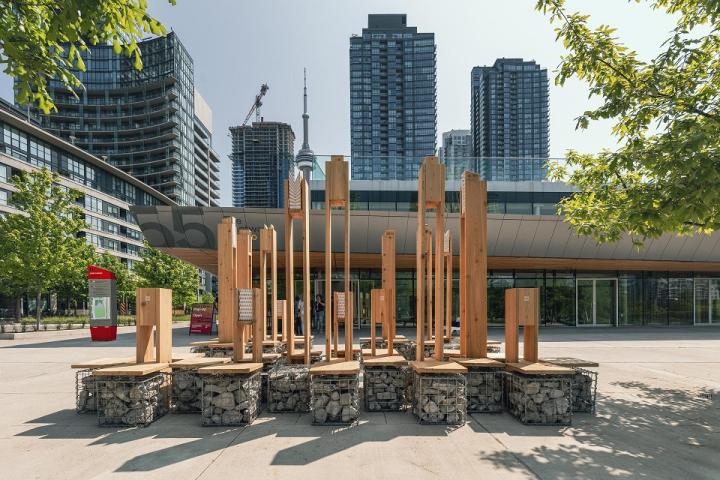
193, 90, 221, 207
350, 14, 437, 180
471, 58, 549, 181
230, 122, 295, 208
16, 32, 220, 206
439, 129, 474, 180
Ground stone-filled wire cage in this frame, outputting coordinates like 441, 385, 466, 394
268, 365, 311, 413
311, 374, 360, 425
364, 366, 409, 412
201, 372, 261, 426
466, 369, 504, 413
572, 368, 598, 413
411, 372, 467, 425
508, 373, 572, 425
170, 370, 204, 413
359, 338, 388, 350
395, 342, 416, 361
76, 369, 97, 413
96, 373, 168, 427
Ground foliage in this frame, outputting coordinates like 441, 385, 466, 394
0, 169, 92, 326
199, 291, 215, 305
134, 242, 199, 309
536, 0, 720, 244
1, 0, 174, 113
95, 251, 138, 304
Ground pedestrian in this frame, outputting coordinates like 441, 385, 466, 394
314, 294, 325, 334
295, 295, 304, 336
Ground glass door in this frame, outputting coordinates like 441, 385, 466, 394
695, 278, 720, 324
576, 279, 617, 326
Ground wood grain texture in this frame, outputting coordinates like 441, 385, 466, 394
217, 217, 237, 343
309, 359, 360, 375
504, 289, 519, 364
197, 363, 263, 375
93, 363, 170, 377
505, 361, 574, 375
170, 357, 231, 370
409, 359, 468, 374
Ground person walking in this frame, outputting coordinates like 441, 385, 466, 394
295, 295, 304, 336
314, 294, 325, 334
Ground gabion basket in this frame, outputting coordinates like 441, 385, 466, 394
201, 372, 261, 426
170, 370, 203, 413
364, 365, 409, 412
360, 338, 388, 350
466, 368, 504, 413
572, 368, 598, 413
76, 369, 97, 413
96, 374, 168, 427
267, 364, 311, 413
310, 374, 360, 425
411, 371, 467, 425
395, 342, 416, 361
508, 373, 572, 425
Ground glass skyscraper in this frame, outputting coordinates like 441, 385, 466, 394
471, 58, 549, 181
350, 14, 437, 180
16, 33, 219, 206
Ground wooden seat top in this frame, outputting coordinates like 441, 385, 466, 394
409, 359, 468, 374
171, 357, 231, 369
93, 363, 171, 377
71, 357, 135, 369
189, 339, 219, 347
422, 337, 452, 346
309, 360, 361, 375
505, 361, 575, 375
197, 363, 263, 375
361, 348, 398, 357
363, 355, 407, 367
333, 345, 362, 354
540, 357, 599, 368
288, 349, 323, 360
238, 353, 282, 363
206, 342, 234, 349
452, 357, 505, 369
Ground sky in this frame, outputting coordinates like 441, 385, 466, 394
0, 0, 678, 206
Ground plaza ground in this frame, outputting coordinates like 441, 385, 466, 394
0, 326, 718, 479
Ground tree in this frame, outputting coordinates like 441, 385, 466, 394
0, 168, 92, 328
95, 252, 138, 313
1, 0, 174, 113
134, 242, 199, 310
536, 0, 720, 244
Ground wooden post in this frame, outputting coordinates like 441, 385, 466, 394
505, 287, 539, 363
416, 156, 445, 362
381, 230, 396, 353
276, 299, 286, 341
285, 168, 312, 364
217, 217, 237, 343
459, 171, 488, 359
235, 229, 252, 363
370, 288, 389, 357
259, 226, 277, 341
425, 226, 432, 342
325, 156, 351, 361
135, 288, 172, 364
504, 289, 519, 364
444, 230, 452, 340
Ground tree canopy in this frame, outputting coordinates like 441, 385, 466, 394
1, 0, 174, 113
536, 0, 720, 244
134, 242, 199, 309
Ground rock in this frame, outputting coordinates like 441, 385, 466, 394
508, 373, 572, 425
314, 407, 327, 423
412, 372, 466, 424
268, 365, 310, 413
213, 392, 235, 410
525, 382, 540, 395
311, 375, 359, 424
201, 373, 261, 426
97, 374, 166, 426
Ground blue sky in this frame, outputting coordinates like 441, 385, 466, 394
0, 0, 677, 205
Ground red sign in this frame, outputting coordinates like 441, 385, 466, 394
88, 265, 116, 280
189, 303, 215, 335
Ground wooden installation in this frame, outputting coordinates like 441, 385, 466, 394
459, 171, 488, 359
259, 225, 278, 342
415, 156, 445, 361
284, 167, 312, 364
369, 288, 391, 357
425, 226, 433, 341
217, 217, 237, 343
235, 229, 253, 362
381, 230, 396, 351
135, 287, 173, 364
324, 156, 353, 361
332, 291, 354, 358
444, 230, 453, 340
504, 287, 539, 363
236, 287, 265, 363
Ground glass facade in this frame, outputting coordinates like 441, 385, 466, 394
18, 33, 197, 205
350, 14, 437, 180
471, 59, 549, 181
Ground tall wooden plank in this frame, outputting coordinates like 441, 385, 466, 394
252, 288, 264, 362
217, 217, 237, 343
284, 180, 295, 357
434, 201, 445, 360
445, 230, 453, 340
505, 289, 519, 363
154, 288, 173, 363
425, 227, 432, 341
381, 230, 396, 351
303, 181, 311, 365
416, 169, 426, 362
344, 188, 352, 362
234, 229, 252, 362
260, 230, 268, 340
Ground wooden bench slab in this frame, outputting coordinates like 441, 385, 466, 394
453, 357, 505, 369
238, 353, 282, 364
333, 345, 362, 356
309, 360, 361, 375
206, 342, 234, 349
361, 348, 398, 358
409, 359, 468, 374
423, 337, 451, 346
506, 361, 575, 376
93, 363, 171, 377
71, 357, 134, 369
171, 357, 231, 370
189, 339, 219, 347
288, 349, 324, 361
363, 355, 408, 367
197, 363, 263, 375
541, 357, 599, 368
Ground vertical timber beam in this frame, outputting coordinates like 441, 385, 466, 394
217, 217, 237, 344
425, 226, 432, 342
260, 225, 278, 342
235, 229, 252, 363
381, 230, 396, 353
444, 230, 453, 341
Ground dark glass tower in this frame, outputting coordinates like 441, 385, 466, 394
350, 14, 437, 180
230, 121, 295, 208
16, 33, 204, 205
471, 58, 549, 181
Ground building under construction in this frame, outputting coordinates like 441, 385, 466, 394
230, 121, 295, 208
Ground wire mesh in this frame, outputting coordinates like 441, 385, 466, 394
170, 370, 203, 413
267, 364, 311, 413
364, 365, 409, 412
508, 373, 572, 425
96, 373, 168, 427
201, 372, 262, 426
466, 368, 504, 413
76, 369, 97, 413
310, 374, 360, 425
572, 368, 598, 413
411, 371, 467, 425
395, 342, 416, 361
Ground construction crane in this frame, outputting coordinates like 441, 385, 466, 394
242, 83, 269, 126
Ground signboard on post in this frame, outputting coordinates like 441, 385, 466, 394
189, 303, 215, 335
87, 265, 117, 341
